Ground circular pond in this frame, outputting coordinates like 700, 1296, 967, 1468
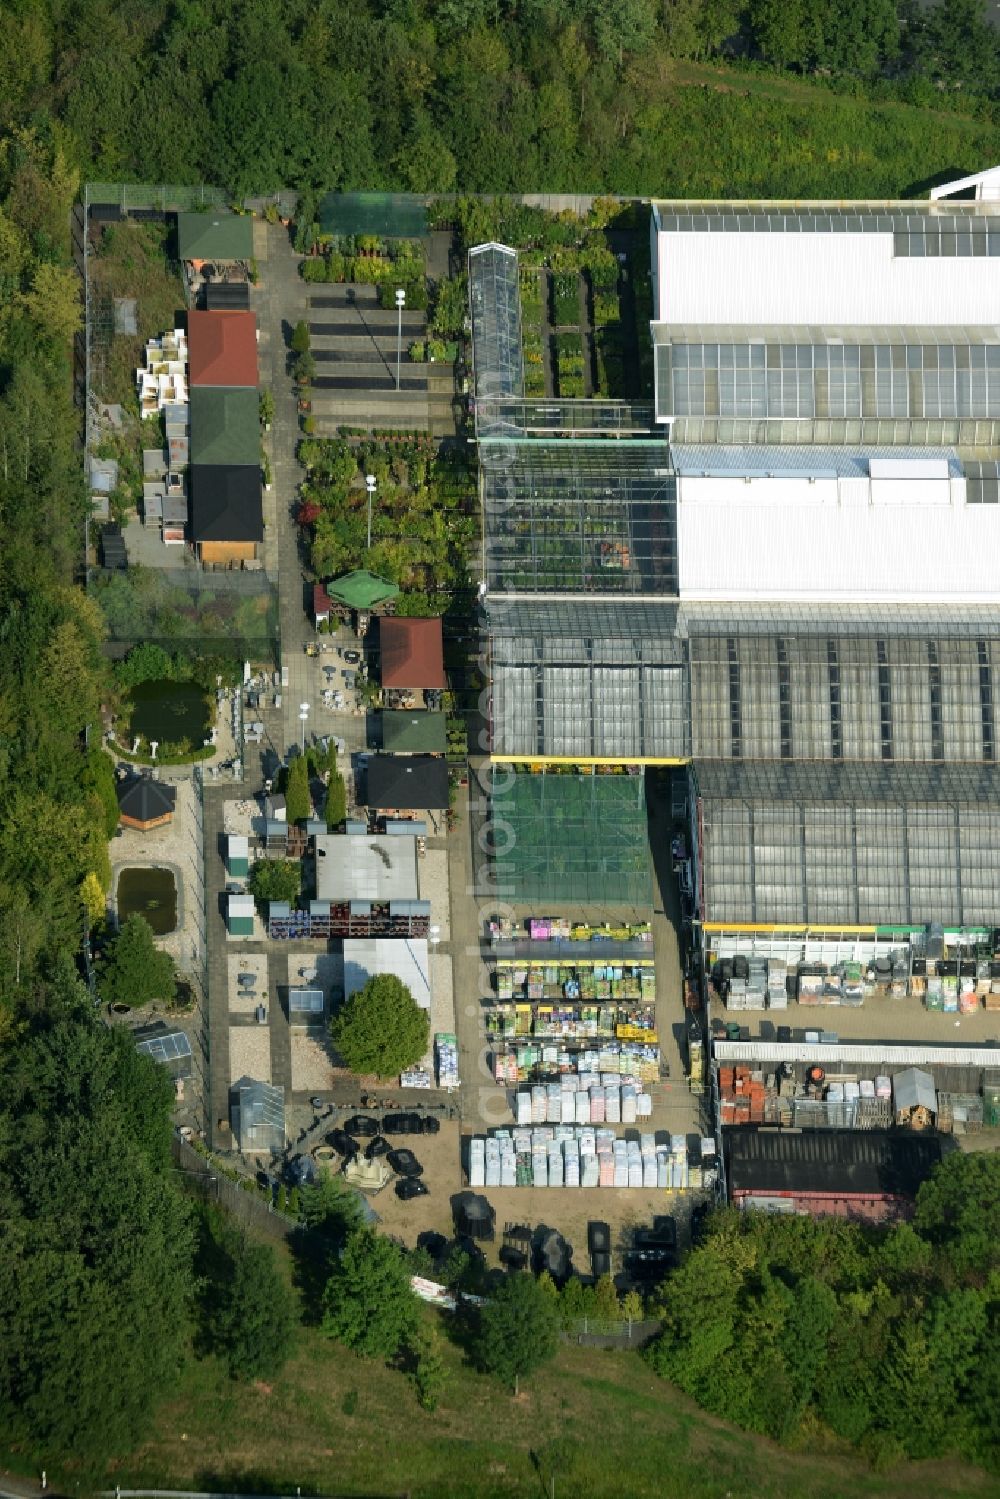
127, 679, 210, 748
117, 866, 178, 935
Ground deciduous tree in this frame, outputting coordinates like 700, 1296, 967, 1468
330, 973, 429, 1078
473, 1273, 559, 1394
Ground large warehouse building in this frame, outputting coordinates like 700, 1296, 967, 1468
471, 171, 1000, 922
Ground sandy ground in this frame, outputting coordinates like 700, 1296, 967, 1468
311, 1120, 703, 1265
228, 952, 268, 1015
229, 1026, 272, 1085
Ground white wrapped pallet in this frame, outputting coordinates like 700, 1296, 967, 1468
469, 1139, 486, 1188
628, 1161, 643, 1188
640, 1132, 656, 1157
643, 1158, 658, 1189
657, 1154, 669, 1189
531, 1086, 546, 1123
590, 1089, 605, 1123
606, 1088, 621, 1124
561, 1089, 576, 1121
636, 1092, 652, 1117
548, 1146, 563, 1188
575, 1091, 590, 1124
516, 1091, 532, 1126
582, 1154, 600, 1187
501, 1159, 517, 1188
621, 1087, 637, 1125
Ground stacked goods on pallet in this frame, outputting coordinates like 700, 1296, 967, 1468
926, 976, 944, 1010
797, 970, 824, 1005
485, 1137, 502, 1188
469, 1138, 486, 1188
986, 978, 1000, 1012
875, 1075, 892, 1099
435, 1035, 460, 1089
766, 959, 788, 1010
959, 978, 979, 1013
841, 962, 865, 1005
532, 1141, 548, 1187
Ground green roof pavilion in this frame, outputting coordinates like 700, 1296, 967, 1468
177, 212, 254, 262
190, 386, 260, 467
326, 570, 400, 610
377, 710, 447, 753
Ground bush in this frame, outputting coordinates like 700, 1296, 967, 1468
248, 859, 300, 906
204, 1226, 296, 1382
409, 340, 425, 362
301, 258, 326, 283
290, 319, 311, 355
378, 278, 427, 311
321, 1228, 419, 1360
473, 1274, 559, 1394
100, 914, 177, 1009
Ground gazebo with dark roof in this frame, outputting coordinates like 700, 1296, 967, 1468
116, 777, 177, 831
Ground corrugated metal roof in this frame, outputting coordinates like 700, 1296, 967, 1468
714, 1040, 1000, 1067
893, 1067, 937, 1112
671, 444, 962, 479
726, 1127, 944, 1199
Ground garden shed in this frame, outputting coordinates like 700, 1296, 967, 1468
226, 893, 255, 936
893, 1068, 938, 1129
226, 834, 249, 877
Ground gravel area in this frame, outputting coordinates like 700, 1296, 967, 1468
228, 952, 268, 1015
291, 1031, 337, 1091
420, 848, 451, 939
229, 1026, 272, 1085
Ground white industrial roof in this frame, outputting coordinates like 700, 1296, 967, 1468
227, 894, 254, 916
676, 471, 1000, 603
227, 834, 249, 857
316, 833, 418, 904
343, 938, 431, 1010
654, 228, 1000, 328
714, 1041, 1000, 1067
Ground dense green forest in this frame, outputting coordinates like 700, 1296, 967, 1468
646, 1151, 1000, 1471
0, 0, 998, 199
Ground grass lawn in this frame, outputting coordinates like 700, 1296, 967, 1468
107, 1330, 995, 1499
84, 1240, 991, 1499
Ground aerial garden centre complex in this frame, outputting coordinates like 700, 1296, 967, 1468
470, 172, 1000, 1199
